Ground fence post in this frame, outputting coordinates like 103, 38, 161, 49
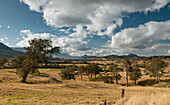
121, 89, 125, 98
104, 100, 106, 105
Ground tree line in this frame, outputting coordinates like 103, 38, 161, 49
0, 38, 168, 85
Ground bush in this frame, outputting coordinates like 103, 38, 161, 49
99, 73, 114, 84
59, 70, 75, 80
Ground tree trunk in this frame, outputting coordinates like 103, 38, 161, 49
134, 80, 136, 85
91, 74, 92, 79
158, 76, 161, 83
116, 71, 118, 84
156, 73, 159, 83
95, 74, 96, 78
125, 67, 128, 87
116, 79, 118, 84
81, 72, 83, 80
88, 74, 90, 79
21, 75, 27, 83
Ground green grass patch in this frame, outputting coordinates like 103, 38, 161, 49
38, 68, 62, 71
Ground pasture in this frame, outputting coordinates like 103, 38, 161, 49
0, 68, 169, 105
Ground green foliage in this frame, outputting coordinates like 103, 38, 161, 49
146, 58, 167, 83
59, 66, 77, 80
109, 64, 122, 84
99, 73, 114, 84
129, 66, 142, 85
15, 38, 60, 82
0, 58, 8, 69
25, 38, 60, 64
77, 65, 86, 80
16, 58, 39, 82
86, 63, 102, 78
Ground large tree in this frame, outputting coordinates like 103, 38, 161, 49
122, 59, 131, 87
16, 38, 60, 82
146, 58, 167, 83
109, 64, 122, 85
86, 63, 101, 79
129, 66, 142, 85
78, 65, 86, 80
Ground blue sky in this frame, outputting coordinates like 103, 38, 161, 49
0, 0, 170, 56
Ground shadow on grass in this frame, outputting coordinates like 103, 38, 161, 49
26, 78, 62, 84
138, 79, 170, 86
7, 70, 16, 74
38, 73, 50, 77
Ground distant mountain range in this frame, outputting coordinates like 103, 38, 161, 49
1, 43, 168, 59
0, 43, 24, 58
12, 47, 139, 59
101, 53, 139, 60
12, 47, 97, 59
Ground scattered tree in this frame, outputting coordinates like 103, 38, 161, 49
122, 59, 131, 87
16, 38, 60, 82
78, 66, 86, 80
0, 58, 8, 69
110, 64, 122, 84
60, 66, 77, 80
146, 58, 167, 83
86, 63, 102, 78
129, 66, 142, 85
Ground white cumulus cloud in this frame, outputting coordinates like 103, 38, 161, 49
19, 0, 170, 34
17, 29, 90, 55
111, 20, 170, 55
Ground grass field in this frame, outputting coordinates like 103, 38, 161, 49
0, 69, 170, 104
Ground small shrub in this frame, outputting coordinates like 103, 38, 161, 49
99, 73, 114, 84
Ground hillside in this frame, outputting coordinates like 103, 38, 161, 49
0, 43, 24, 58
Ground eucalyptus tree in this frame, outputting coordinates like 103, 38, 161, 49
78, 65, 86, 80
16, 38, 60, 82
122, 59, 131, 87
129, 66, 142, 85
146, 58, 167, 83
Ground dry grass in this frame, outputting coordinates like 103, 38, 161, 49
0, 69, 170, 105
117, 88, 170, 105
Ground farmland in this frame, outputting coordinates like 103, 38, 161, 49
0, 67, 170, 105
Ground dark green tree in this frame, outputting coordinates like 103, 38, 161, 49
86, 63, 102, 78
60, 66, 77, 80
16, 38, 60, 82
0, 58, 8, 69
78, 66, 86, 80
110, 64, 122, 84
146, 58, 167, 83
129, 66, 142, 85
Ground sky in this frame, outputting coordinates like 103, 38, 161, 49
0, 0, 170, 56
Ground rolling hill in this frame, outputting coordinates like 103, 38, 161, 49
0, 43, 24, 58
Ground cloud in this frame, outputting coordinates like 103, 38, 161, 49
0, 25, 2, 28
18, 0, 170, 56
17, 29, 90, 55
7, 25, 10, 29
0, 38, 4, 42
110, 20, 170, 55
19, 0, 170, 34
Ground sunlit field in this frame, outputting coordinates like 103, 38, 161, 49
0, 68, 169, 104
